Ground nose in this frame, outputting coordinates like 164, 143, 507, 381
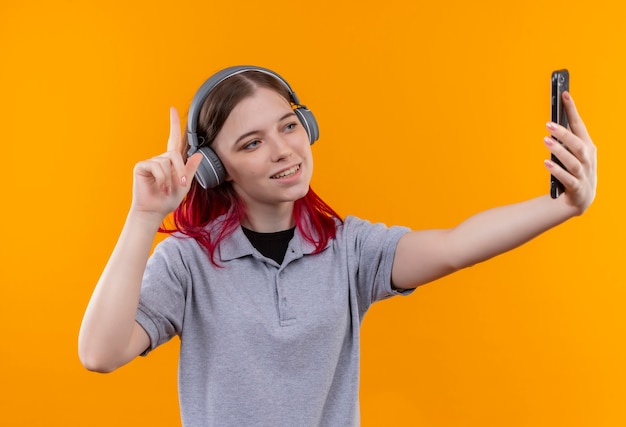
270, 135, 292, 162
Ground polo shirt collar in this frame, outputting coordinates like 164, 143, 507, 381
218, 222, 322, 262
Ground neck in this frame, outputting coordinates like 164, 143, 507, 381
242, 201, 296, 233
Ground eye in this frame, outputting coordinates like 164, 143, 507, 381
284, 122, 298, 132
243, 139, 261, 150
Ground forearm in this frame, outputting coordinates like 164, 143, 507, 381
393, 194, 583, 289
445, 194, 579, 270
78, 209, 163, 370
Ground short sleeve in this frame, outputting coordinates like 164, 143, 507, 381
135, 238, 188, 355
343, 216, 413, 317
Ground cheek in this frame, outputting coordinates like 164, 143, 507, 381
302, 146, 314, 168
225, 160, 264, 183
295, 137, 312, 156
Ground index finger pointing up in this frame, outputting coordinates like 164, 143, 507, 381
167, 106, 182, 153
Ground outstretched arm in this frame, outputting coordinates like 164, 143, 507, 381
392, 91, 597, 290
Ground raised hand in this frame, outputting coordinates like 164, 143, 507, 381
131, 107, 203, 219
544, 91, 597, 215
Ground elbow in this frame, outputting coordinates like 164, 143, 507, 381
79, 352, 117, 374
78, 344, 121, 374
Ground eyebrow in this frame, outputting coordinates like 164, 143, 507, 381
234, 112, 297, 146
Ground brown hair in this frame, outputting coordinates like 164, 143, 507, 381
183, 70, 292, 159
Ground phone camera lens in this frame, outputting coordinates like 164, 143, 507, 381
558, 74, 565, 84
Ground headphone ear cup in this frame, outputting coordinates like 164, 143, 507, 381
193, 146, 227, 189
294, 108, 319, 144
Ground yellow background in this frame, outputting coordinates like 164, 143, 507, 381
1, 0, 624, 425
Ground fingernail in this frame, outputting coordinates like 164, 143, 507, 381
544, 136, 555, 146
544, 159, 554, 168
546, 122, 558, 130
564, 91, 571, 101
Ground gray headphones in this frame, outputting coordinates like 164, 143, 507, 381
186, 65, 319, 189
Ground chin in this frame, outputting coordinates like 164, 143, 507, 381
284, 187, 310, 202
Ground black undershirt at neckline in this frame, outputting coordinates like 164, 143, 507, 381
241, 226, 296, 264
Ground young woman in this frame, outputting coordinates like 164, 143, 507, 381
79, 66, 597, 426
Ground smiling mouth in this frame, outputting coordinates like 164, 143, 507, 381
271, 164, 301, 179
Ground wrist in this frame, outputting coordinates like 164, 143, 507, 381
126, 207, 167, 231
552, 193, 585, 220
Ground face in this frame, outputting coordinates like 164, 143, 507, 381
212, 87, 313, 214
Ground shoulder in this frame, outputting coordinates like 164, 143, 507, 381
149, 232, 209, 270
338, 215, 411, 239
155, 216, 228, 256
332, 216, 411, 257
154, 232, 199, 253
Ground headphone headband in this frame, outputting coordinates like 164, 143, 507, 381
187, 65, 302, 149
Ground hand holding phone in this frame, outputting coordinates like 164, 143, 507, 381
550, 69, 569, 198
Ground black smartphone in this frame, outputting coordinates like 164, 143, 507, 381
550, 69, 569, 198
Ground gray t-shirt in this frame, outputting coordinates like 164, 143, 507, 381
136, 215, 412, 427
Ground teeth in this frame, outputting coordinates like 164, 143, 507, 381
272, 165, 300, 179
